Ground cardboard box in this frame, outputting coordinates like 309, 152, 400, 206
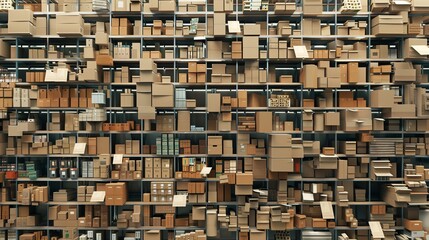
341, 109, 372, 131
207, 93, 221, 112
243, 24, 260, 36
268, 158, 293, 172
177, 111, 190, 132
9, 9, 34, 23
256, 112, 272, 132
404, 219, 423, 231
325, 112, 340, 126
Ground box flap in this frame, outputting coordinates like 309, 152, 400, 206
294, 46, 309, 58
412, 45, 429, 55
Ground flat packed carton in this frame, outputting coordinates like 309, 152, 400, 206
340, 109, 372, 131
56, 15, 84, 35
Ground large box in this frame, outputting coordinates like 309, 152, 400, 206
8, 9, 34, 23
243, 24, 260, 36
303, 0, 323, 14
152, 83, 174, 108
269, 147, 292, 158
208, 136, 222, 155
268, 158, 294, 172
256, 112, 272, 132
144, 230, 161, 240
236, 173, 253, 185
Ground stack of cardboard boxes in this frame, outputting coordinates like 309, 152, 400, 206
105, 182, 127, 206
111, 158, 142, 180
144, 158, 172, 179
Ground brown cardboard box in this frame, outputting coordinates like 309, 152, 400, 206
8, 9, 34, 23
294, 214, 306, 228
213, 13, 226, 35
347, 63, 359, 83
236, 173, 253, 185
234, 92, 246, 109
256, 112, 272, 132
207, 93, 221, 112
243, 36, 259, 59
243, 24, 260, 35
235, 185, 252, 195
325, 112, 340, 126
370, 90, 394, 108
383, 104, 416, 118
177, 111, 190, 132
312, 218, 327, 228
268, 158, 293, 172
152, 83, 174, 108
208, 136, 222, 155
340, 109, 372, 131
144, 230, 161, 240
404, 219, 423, 231
301, 65, 318, 88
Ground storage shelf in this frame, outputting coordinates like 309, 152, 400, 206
1, 1, 429, 239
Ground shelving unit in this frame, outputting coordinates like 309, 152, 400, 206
0, 0, 428, 240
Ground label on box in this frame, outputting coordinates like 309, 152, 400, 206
113, 154, 123, 164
